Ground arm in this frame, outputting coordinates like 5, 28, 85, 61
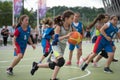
28, 36, 36, 49
54, 26, 70, 41
116, 29, 120, 39
52, 26, 71, 45
12, 36, 17, 49
1, 29, 5, 32
82, 25, 85, 38
96, 25, 101, 31
13, 29, 19, 49
117, 33, 120, 39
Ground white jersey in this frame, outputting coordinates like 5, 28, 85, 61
59, 26, 73, 44
52, 26, 73, 57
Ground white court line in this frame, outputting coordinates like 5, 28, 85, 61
0, 65, 31, 68
0, 58, 37, 63
64, 66, 91, 80
0, 63, 91, 79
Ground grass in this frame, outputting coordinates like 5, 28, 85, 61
0, 41, 120, 80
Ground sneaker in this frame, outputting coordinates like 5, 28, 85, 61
65, 61, 71, 66
92, 62, 100, 67
104, 67, 113, 73
80, 63, 88, 71
30, 62, 38, 75
6, 67, 13, 75
112, 59, 118, 62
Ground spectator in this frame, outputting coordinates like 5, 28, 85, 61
1, 25, 9, 46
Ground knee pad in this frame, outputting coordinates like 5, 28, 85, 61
44, 52, 49, 57
100, 50, 108, 58
49, 62, 56, 70
56, 57, 65, 67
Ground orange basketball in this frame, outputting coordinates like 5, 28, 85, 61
68, 31, 82, 45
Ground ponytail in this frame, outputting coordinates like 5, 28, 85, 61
54, 15, 63, 26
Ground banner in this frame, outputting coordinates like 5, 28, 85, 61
14, 0, 23, 16
38, 0, 47, 18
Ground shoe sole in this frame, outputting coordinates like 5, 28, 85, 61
6, 71, 13, 75
104, 71, 113, 73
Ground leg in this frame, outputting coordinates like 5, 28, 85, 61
5, 37, 8, 46
76, 47, 82, 65
6, 53, 23, 75
51, 57, 65, 80
51, 66, 60, 80
104, 52, 114, 73
66, 44, 75, 65
81, 52, 97, 71
39, 52, 49, 63
3, 37, 5, 46
93, 50, 107, 66
30, 62, 53, 75
112, 45, 118, 62
105, 53, 114, 67
76, 42, 82, 65
47, 50, 53, 62
39, 56, 45, 63
66, 50, 73, 65
10, 54, 23, 68
40, 40, 51, 63
94, 54, 102, 63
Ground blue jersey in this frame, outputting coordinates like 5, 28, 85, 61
69, 22, 83, 51
42, 27, 54, 40
101, 22, 118, 39
72, 22, 83, 34
14, 26, 31, 49
41, 27, 54, 54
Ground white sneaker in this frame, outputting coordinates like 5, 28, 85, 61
92, 62, 100, 67
6, 68, 13, 75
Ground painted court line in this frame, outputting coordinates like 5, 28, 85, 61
0, 64, 91, 79
64, 66, 91, 80
0, 58, 37, 63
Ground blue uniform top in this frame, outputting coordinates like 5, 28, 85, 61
69, 22, 83, 50
101, 22, 118, 39
72, 22, 83, 34
14, 26, 31, 49
41, 27, 54, 54
42, 27, 54, 40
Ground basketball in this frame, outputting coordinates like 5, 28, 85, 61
68, 31, 82, 45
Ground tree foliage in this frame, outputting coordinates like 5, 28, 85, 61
0, 1, 12, 27
46, 6, 105, 28
0, 1, 105, 29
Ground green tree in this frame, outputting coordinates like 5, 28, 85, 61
0, 1, 12, 27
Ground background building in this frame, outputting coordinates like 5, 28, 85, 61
102, 0, 120, 19
102, 0, 120, 27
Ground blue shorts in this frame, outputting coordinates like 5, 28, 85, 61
41, 39, 52, 54
93, 36, 114, 54
92, 36, 98, 43
69, 43, 80, 51
14, 42, 26, 56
